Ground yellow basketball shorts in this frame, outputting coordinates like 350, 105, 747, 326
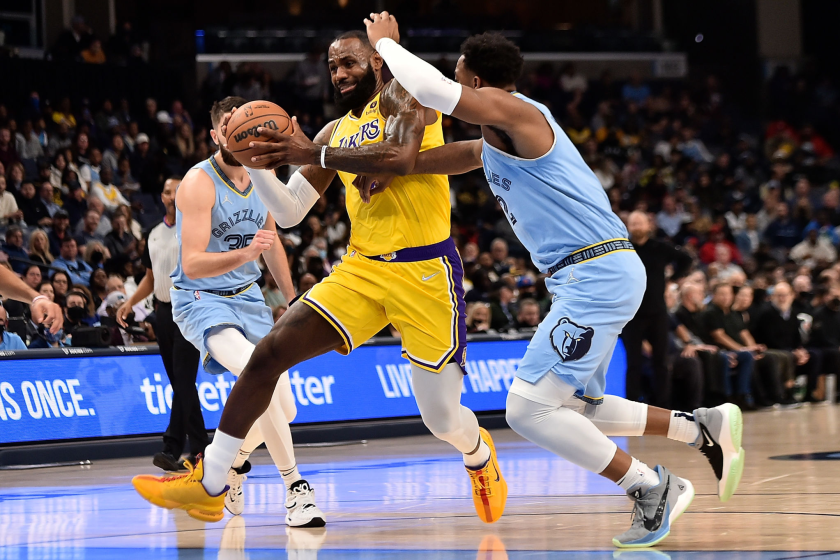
301, 238, 467, 372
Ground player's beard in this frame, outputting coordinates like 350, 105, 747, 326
334, 65, 378, 114
218, 145, 242, 167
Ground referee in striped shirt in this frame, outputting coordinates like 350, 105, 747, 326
117, 176, 209, 471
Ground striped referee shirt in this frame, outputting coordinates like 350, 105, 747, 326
142, 218, 179, 303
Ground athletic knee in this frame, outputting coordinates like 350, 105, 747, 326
505, 392, 534, 434
421, 412, 461, 441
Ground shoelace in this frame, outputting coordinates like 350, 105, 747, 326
469, 467, 493, 497
160, 460, 197, 484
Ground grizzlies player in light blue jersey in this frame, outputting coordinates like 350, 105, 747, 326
134, 97, 325, 527
365, 14, 745, 548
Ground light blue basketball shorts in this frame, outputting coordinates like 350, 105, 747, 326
514, 250, 646, 405
171, 283, 274, 375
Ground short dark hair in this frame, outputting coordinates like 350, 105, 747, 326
332, 30, 374, 54
460, 32, 524, 87
61, 236, 77, 246
210, 96, 248, 128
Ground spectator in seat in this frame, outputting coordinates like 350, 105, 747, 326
16, 181, 51, 228
709, 244, 745, 283
0, 175, 22, 228
76, 209, 106, 249
27, 229, 54, 272
102, 134, 126, 173
656, 194, 688, 239
81, 39, 106, 64
47, 123, 72, 157
47, 210, 72, 257
298, 272, 318, 295
514, 298, 541, 331
15, 120, 43, 160
752, 282, 815, 401
704, 283, 761, 409
80, 148, 103, 188
39, 183, 61, 219
665, 283, 706, 411
22, 265, 41, 291
490, 238, 511, 276
466, 302, 493, 334
621, 71, 651, 105
0, 128, 18, 170
699, 224, 741, 265
52, 237, 93, 286
790, 228, 836, 269
62, 181, 88, 229
79, 197, 112, 238
89, 267, 108, 309
103, 213, 137, 260
51, 16, 92, 61
1, 226, 28, 274
37, 281, 54, 302
63, 289, 100, 341
489, 283, 515, 331
0, 305, 26, 351
802, 208, 840, 246
764, 202, 802, 250
129, 133, 157, 193
261, 268, 286, 314
90, 167, 129, 214
50, 270, 71, 307
736, 216, 763, 262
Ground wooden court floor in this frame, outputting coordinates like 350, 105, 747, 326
1, 404, 839, 559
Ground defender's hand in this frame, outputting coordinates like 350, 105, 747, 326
32, 298, 63, 334
247, 117, 318, 168
364, 11, 400, 48
352, 174, 396, 204
246, 229, 276, 259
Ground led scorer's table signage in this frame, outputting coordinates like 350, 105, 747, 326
0, 338, 626, 445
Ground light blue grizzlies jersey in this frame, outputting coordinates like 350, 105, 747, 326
170, 156, 267, 291
480, 92, 628, 273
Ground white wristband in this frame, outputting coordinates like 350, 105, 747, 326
320, 145, 328, 169
31, 295, 48, 305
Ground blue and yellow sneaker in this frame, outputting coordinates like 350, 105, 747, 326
613, 465, 694, 548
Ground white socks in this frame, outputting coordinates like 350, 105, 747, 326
231, 449, 251, 470
618, 457, 661, 493
463, 438, 492, 468
281, 465, 302, 489
202, 430, 244, 495
667, 411, 700, 444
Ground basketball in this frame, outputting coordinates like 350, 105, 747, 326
225, 100, 291, 169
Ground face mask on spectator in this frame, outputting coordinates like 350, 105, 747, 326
0, 323, 5, 336
67, 306, 86, 323
829, 297, 840, 311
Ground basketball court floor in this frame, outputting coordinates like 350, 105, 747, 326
1, 405, 838, 559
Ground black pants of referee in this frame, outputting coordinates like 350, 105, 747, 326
154, 300, 209, 458
623, 309, 671, 408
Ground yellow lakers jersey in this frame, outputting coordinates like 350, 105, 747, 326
329, 91, 450, 256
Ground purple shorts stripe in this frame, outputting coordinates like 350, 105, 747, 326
363, 238, 455, 263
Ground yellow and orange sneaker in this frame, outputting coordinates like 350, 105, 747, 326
132, 456, 227, 522
466, 427, 508, 523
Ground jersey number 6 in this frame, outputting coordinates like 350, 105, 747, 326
224, 234, 256, 251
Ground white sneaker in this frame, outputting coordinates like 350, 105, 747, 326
224, 461, 251, 516
285, 480, 326, 527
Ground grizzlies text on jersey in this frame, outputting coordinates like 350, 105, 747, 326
170, 156, 267, 292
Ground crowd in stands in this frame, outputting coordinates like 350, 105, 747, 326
2, 25, 840, 408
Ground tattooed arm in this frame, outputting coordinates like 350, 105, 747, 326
247, 80, 430, 176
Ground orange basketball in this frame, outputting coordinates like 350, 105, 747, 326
225, 100, 291, 169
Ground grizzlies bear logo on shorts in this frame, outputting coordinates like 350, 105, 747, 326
550, 317, 594, 362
